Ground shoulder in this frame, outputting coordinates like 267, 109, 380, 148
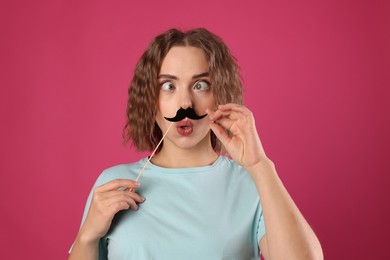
219, 156, 261, 211
217, 156, 255, 187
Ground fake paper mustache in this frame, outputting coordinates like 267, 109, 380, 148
164, 107, 208, 122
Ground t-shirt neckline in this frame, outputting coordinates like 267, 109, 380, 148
140, 156, 224, 174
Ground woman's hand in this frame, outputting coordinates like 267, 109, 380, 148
208, 104, 269, 170
78, 179, 145, 243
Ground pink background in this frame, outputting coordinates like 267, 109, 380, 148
1, 0, 389, 259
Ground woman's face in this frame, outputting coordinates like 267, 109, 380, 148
155, 46, 215, 151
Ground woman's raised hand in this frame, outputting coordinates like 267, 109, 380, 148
79, 179, 145, 242
208, 104, 269, 170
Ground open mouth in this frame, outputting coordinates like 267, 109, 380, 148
177, 120, 193, 128
176, 120, 194, 136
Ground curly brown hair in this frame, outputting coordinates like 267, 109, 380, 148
123, 28, 243, 152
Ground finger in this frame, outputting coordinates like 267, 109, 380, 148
107, 193, 139, 211
208, 108, 240, 123
213, 116, 234, 132
95, 179, 141, 192
127, 191, 146, 204
207, 108, 224, 121
208, 107, 238, 119
105, 190, 145, 204
209, 111, 230, 122
210, 121, 232, 148
216, 110, 238, 122
212, 111, 247, 133
219, 110, 246, 121
216, 107, 255, 129
108, 200, 136, 213
218, 103, 243, 110
219, 104, 250, 114
125, 198, 139, 211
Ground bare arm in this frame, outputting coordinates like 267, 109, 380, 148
68, 234, 99, 260
209, 104, 323, 259
251, 160, 323, 259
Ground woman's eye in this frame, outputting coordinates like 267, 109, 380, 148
161, 82, 175, 91
193, 81, 210, 91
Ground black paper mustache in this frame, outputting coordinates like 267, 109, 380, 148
164, 107, 208, 122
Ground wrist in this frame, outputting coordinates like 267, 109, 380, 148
246, 158, 276, 179
70, 229, 100, 259
78, 229, 100, 246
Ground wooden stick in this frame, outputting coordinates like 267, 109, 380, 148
133, 122, 174, 185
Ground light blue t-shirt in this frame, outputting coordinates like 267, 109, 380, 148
78, 156, 266, 259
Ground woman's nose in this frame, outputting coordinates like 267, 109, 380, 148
179, 90, 193, 109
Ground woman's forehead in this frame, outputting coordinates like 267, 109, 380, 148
159, 46, 209, 77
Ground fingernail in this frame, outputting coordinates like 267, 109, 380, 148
134, 182, 141, 187
141, 196, 146, 203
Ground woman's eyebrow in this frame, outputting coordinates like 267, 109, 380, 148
157, 72, 209, 80
192, 72, 209, 79
158, 74, 177, 80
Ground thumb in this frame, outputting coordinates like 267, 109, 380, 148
210, 121, 231, 148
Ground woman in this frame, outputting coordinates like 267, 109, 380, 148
69, 28, 323, 259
